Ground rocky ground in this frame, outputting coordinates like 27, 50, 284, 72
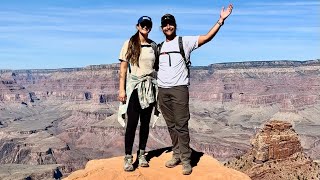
64, 150, 251, 180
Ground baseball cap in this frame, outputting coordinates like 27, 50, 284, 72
138, 16, 152, 25
161, 14, 176, 27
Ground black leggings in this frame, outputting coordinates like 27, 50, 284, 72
125, 89, 153, 155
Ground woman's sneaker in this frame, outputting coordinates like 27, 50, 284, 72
124, 155, 134, 171
138, 150, 149, 167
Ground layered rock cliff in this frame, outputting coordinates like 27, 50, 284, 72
190, 60, 320, 109
1, 60, 319, 109
0, 64, 120, 104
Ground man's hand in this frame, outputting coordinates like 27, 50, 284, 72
220, 4, 233, 20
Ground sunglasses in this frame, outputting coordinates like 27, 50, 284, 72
139, 21, 152, 29
161, 21, 176, 27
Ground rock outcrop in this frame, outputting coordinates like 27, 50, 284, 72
251, 120, 302, 163
64, 149, 251, 180
226, 120, 320, 180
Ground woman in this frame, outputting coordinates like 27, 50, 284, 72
157, 4, 233, 175
118, 16, 157, 172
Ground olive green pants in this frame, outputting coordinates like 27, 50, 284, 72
158, 85, 191, 164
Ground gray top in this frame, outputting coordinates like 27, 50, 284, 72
157, 36, 199, 88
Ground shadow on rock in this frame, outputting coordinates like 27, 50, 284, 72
133, 147, 172, 169
133, 147, 204, 169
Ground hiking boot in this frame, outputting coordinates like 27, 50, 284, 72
138, 150, 149, 167
182, 163, 192, 175
123, 155, 134, 172
165, 157, 181, 168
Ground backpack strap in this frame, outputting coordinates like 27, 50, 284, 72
158, 41, 164, 54
154, 42, 164, 71
178, 37, 185, 64
150, 41, 159, 71
178, 36, 191, 67
128, 62, 131, 74
178, 36, 191, 77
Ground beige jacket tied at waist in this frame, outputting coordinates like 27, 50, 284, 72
118, 73, 159, 127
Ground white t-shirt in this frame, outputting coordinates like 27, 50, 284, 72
119, 40, 156, 77
157, 36, 199, 88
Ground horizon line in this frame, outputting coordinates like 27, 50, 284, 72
0, 59, 319, 71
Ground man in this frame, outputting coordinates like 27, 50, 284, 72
157, 4, 233, 175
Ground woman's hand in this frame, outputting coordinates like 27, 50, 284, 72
118, 90, 127, 103
220, 4, 233, 20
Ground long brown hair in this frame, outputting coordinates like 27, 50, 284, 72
126, 31, 141, 67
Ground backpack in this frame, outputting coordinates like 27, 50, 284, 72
156, 36, 191, 77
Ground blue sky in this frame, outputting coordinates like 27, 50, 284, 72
0, 0, 319, 69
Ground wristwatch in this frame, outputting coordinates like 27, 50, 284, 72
217, 19, 224, 26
